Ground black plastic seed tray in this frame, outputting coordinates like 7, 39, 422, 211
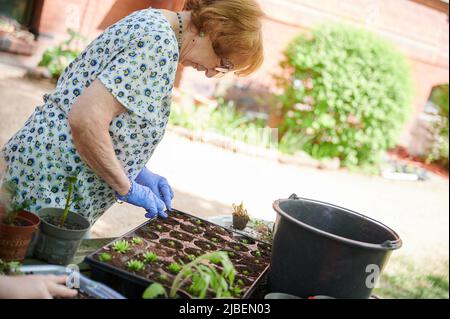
84, 208, 272, 299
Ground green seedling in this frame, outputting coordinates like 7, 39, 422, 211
187, 254, 196, 262
143, 251, 239, 299
99, 252, 112, 262
143, 252, 158, 263
131, 237, 144, 245
127, 259, 145, 272
254, 251, 262, 258
112, 240, 130, 254
168, 262, 182, 274
168, 240, 176, 248
60, 174, 83, 227
0, 180, 31, 225
0, 259, 21, 275
233, 245, 241, 251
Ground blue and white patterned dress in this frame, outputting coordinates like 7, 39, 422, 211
1, 9, 179, 224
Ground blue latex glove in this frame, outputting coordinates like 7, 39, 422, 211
135, 167, 174, 211
115, 180, 167, 219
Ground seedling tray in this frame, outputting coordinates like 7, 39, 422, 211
84, 209, 272, 299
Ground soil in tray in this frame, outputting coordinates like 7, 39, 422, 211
226, 242, 249, 253
257, 242, 272, 254
187, 217, 208, 228
95, 249, 132, 269
169, 230, 194, 242
170, 211, 191, 221
236, 237, 256, 245
143, 242, 178, 258
146, 269, 174, 284
144, 222, 171, 233
222, 250, 243, 262
183, 247, 203, 257
208, 225, 233, 237
203, 231, 228, 244
158, 217, 180, 227
239, 256, 266, 272
134, 228, 160, 240
250, 249, 270, 260
159, 238, 184, 250
235, 265, 261, 278
180, 223, 203, 235
193, 239, 217, 251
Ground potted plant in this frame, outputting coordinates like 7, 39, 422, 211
0, 181, 40, 261
34, 175, 90, 265
232, 202, 250, 230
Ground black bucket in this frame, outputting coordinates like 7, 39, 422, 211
268, 194, 402, 299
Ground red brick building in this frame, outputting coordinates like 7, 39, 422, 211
2, 0, 449, 147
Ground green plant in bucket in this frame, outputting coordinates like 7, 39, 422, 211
60, 175, 83, 228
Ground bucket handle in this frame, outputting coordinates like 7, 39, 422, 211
288, 193, 300, 200
381, 240, 401, 249
287, 194, 402, 250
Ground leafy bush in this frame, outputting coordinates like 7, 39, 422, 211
426, 84, 449, 169
38, 29, 85, 80
276, 23, 413, 167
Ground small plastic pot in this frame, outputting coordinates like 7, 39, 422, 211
0, 206, 40, 262
34, 208, 90, 265
232, 215, 249, 230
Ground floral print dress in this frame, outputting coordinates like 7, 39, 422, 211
1, 8, 179, 224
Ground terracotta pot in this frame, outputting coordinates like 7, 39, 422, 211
0, 206, 41, 262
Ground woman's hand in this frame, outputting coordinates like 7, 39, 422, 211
135, 168, 174, 211
0, 275, 78, 299
116, 180, 167, 219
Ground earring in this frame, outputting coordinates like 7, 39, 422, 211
199, 31, 205, 38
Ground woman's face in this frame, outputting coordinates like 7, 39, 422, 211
180, 35, 231, 78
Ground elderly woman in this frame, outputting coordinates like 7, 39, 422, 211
1, 0, 264, 225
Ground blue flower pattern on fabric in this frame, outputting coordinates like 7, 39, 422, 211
1, 9, 179, 224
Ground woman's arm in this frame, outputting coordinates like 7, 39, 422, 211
68, 79, 130, 196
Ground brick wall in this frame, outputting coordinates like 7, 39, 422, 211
180, 0, 449, 147
24, 0, 450, 147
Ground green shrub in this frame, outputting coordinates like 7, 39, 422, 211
277, 23, 413, 168
38, 29, 86, 80
426, 84, 449, 169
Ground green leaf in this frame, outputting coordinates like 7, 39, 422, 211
142, 283, 167, 299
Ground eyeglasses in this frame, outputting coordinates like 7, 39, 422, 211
214, 58, 234, 78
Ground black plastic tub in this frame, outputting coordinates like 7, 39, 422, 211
268, 194, 402, 299
85, 209, 270, 299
